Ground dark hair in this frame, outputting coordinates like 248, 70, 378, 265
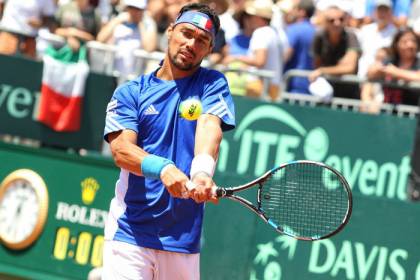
177, 3, 221, 35
298, 0, 315, 19
390, 27, 420, 64
233, 11, 249, 29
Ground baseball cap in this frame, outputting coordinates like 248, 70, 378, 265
124, 0, 147, 9
375, 0, 392, 8
245, 0, 274, 20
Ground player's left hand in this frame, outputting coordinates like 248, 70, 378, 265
188, 174, 218, 204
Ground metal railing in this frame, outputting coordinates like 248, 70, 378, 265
283, 69, 420, 91
36, 38, 420, 118
283, 69, 420, 118
85, 42, 277, 99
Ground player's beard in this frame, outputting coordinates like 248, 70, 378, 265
168, 48, 202, 71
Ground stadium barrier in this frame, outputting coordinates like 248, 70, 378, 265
283, 69, 420, 118
85, 41, 420, 118
1, 42, 419, 154
86, 42, 276, 95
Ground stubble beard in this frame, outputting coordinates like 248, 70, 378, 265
168, 48, 202, 71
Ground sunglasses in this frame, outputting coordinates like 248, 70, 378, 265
326, 17, 345, 23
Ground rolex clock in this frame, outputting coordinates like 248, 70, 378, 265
0, 169, 49, 250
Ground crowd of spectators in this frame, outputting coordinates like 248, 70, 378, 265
0, 0, 420, 113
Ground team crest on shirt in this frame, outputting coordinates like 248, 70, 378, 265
179, 98, 202, 121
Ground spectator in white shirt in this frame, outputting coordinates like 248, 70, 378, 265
224, 0, 283, 101
357, 0, 397, 77
0, 0, 56, 58
97, 0, 157, 78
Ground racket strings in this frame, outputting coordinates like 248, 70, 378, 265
260, 163, 349, 239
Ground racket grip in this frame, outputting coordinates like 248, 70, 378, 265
186, 181, 195, 191
211, 187, 225, 198
188, 181, 225, 198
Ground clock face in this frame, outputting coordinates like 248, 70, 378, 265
0, 170, 48, 250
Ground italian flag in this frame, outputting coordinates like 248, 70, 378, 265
38, 45, 89, 132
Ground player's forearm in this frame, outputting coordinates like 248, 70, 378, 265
189, 114, 223, 180
194, 114, 222, 159
109, 135, 149, 176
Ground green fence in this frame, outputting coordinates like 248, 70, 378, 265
0, 94, 419, 279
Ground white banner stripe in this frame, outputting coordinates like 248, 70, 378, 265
42, 55, 89, 98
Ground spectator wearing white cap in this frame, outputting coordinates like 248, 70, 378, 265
357, 0, 397, 77
363, 0, 411, 27
224, 0, 283, 101
97, 0, 157, 78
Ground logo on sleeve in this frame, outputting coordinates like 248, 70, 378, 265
106, 100, 118, 112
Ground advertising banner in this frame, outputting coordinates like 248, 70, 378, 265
0, 96, 418, 279
0, 55, 116, 150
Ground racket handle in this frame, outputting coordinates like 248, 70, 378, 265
212, 187, 226, 198
187, 181, 225, 198
186, 181, 195, 191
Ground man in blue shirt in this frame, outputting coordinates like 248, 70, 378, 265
284, 0, 316, 94
102, 3, 235, 279
365, 0, 411, 27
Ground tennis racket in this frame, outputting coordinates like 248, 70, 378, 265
213, 160, 352, 241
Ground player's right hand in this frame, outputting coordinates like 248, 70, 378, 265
188, 175, 218, 204
160, 165, 189, 199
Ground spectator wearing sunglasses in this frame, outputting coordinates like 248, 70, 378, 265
309, 5, 361, 98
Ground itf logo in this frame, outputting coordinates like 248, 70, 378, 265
220, 104, 330, 177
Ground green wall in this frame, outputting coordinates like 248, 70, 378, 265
0, 54, 116, 150
0, 95, 419, 279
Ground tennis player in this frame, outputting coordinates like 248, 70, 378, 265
102, 3, 235, 279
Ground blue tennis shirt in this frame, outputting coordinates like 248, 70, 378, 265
103, 66, 235, 253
